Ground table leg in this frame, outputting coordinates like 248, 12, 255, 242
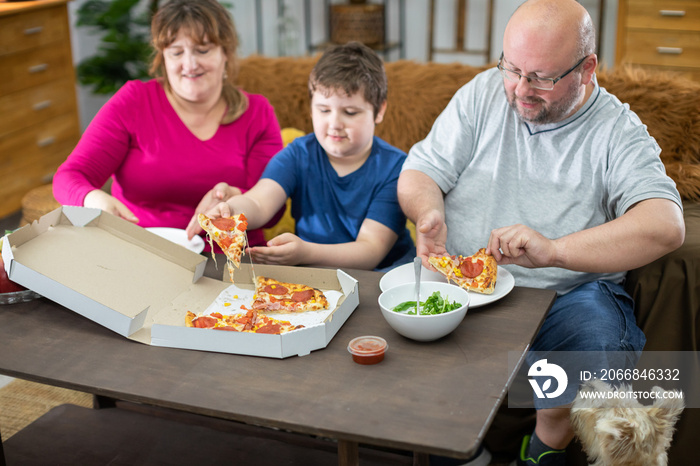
1, 427, 6, 466
337, 439, 359, 466
93, 394, 117, 409
413, 452, 429, 466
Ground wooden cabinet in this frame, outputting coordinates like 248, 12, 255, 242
616, 0, 700, 82
0, 0, 80, 218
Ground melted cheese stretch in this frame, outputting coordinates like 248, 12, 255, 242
203, 232, 238, 282
204, 233, 218, 269
199, 214, 248, 283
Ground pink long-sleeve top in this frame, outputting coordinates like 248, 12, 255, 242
53, 79, 283, 247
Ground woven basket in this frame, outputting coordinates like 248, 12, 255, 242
20, 184, 60, 226
330, 4, 385, 46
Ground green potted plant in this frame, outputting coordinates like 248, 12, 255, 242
75, 0, 160, 94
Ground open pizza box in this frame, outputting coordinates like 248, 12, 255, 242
1, 206, 359, 358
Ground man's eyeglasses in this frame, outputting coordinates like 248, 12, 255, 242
497, 53, 588, 91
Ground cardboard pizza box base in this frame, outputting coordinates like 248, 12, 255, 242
2, 206, 359, 358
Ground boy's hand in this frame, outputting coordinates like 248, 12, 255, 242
248, 233, 307, 265
185, 201, 233, 240
84, 189, 139, 223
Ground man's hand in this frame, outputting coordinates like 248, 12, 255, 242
84, 189, 138, 223
486, 224, 556, 268
248, 233, 307, 265
398, 169, 448, 269
414, 209, 448, 269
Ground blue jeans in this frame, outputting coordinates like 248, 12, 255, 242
532, 280, 646, 354
527, 280, 646, 408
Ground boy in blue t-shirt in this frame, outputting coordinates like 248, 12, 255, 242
188, 42, 414, 270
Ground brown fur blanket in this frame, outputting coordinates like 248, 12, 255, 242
238, 56, 700, 201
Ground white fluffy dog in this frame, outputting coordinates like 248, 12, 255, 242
570, 380, 684, 466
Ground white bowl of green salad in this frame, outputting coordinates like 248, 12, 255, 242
378, 282, 470, 342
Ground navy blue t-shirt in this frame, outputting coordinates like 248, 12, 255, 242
261, 134, 413, 269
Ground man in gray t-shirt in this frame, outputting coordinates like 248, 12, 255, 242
398, 0, 685, 465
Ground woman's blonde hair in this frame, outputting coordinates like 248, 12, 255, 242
149, 0, 247, 124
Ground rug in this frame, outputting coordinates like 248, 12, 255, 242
0, 379, 92, 441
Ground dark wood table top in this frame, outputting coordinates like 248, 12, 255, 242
0, 259, 555, 460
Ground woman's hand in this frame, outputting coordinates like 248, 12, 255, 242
186, 201, 234, 239
84, 189, 139, 223
186, 183, 241, 239
194, 182, 242, 215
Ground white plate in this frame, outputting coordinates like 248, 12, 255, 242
145, 227, 205, 254
379, 262, 515, 308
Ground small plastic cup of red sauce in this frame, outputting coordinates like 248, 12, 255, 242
347, 336, 388, 365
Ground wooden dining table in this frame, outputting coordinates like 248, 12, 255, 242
0, 257, 555, 466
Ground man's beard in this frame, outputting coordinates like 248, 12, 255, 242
507, 79, 582, 125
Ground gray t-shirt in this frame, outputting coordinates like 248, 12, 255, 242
404, 67, 682, 294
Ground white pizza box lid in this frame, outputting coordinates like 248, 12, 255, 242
2, 206, 359, 358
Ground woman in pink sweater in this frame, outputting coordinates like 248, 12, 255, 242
53, 0, 282, 247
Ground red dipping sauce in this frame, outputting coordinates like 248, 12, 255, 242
347, 336, 387, 365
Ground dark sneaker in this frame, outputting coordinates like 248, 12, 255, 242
510, 434, 566, 466
430, 445, 492, 466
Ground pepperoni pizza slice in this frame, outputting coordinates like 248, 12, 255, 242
428, 248, 498, 294
186, 309, 303, 334
252, 276, 329, 313
198, 213, 248, 283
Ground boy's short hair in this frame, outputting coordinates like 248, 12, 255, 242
308, 42, 387, 117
